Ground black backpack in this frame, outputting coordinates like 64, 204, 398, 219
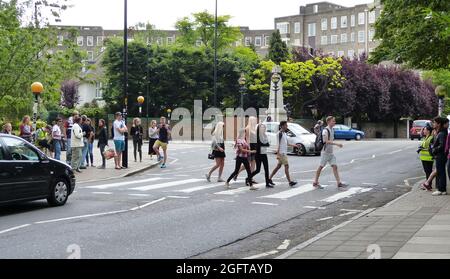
315, 127, 330, 151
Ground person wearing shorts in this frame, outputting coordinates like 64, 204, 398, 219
268, 121, 298, 188
113, 112, 128, 170
153, 117, 171, 168
313, 116, 348, 189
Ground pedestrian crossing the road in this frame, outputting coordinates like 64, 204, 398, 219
78, 175, 375, 208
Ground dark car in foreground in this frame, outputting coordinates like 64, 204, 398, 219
333, 125, 365, 141
0, 134, 75, 206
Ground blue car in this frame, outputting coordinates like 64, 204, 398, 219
333, 124, 365, 141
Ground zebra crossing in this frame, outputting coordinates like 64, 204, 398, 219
77, 175, 375, 207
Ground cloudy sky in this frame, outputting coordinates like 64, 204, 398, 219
55, 0, 371, 30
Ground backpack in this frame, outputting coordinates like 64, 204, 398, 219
315, 127, 330, 152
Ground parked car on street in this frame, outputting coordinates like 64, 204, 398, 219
0, 134, 76, 206
333, 124, 365, 141
410, 120, 432, 140
264, 122, 320, 156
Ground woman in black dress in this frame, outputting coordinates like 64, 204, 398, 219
131, 118, 144, 162
97, 119, 108, 169
205, 122, 226, 182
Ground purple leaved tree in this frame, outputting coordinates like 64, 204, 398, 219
60, 80, 79, 109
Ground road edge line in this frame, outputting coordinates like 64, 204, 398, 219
276, 208, 376, 259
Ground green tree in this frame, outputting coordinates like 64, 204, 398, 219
267, 30, 290, 64
370, 0, 450, 70
175, 11, 242, 49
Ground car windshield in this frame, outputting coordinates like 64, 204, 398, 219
288, 124, 310, 135
414, 121, 429, 127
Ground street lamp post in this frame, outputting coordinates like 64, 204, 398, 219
271, 73, 281, 122
213, 0, 218, 107
31, 82, 43, 142
137, 96, 145, 117
122, 0, 129, 168
238, 74, 246, 127
167, 109, 172, 125
436, 85, 446, 117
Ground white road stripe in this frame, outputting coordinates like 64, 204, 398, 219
252, 202, 278, 206
259, 184, 323, 200
304, 206, 326, 210
177, 182, 234, 193
35, 210, 129, 224
92, 192, 113, 195
340, 209, 364, 212
362, 183, 378, 186
130, 198, 166, 211
213, 200, 235, 203
128, 194, 151, 197
277, 240, 291, 250
388, 149, 402, 155
0, 224, 31, 235
244, 250, 279, 259
320, 187, 373, 203
131, 178, 204, 191
339, 212, 359, 217
214, 185, 263, 195
167, 196, 190, 199
84, 177, 165, 190
317, 217, 333, 221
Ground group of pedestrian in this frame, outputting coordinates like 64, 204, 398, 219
206, 116, 347, 190
419, 117, 449, 196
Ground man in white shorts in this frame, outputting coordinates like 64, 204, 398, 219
313, 116, 348, 189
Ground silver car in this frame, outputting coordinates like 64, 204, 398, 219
264, 122, 320, 156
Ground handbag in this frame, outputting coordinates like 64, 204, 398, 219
208, 153, 215, 160
103, 146, 116, 160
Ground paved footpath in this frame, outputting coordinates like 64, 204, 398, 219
280, 183, 450, 259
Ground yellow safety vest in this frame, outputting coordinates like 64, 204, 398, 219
419, 135, 434, 162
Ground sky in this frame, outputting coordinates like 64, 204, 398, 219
54, 0, 372, 30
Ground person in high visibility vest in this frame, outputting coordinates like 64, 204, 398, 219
419, 125, 435, 191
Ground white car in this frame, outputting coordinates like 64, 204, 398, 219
263, 122, 320, 156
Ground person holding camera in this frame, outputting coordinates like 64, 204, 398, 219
418, 125, 434, 191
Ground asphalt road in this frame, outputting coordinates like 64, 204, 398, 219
0, 140, 425, 259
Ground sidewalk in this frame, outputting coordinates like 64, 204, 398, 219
63, 141, 160, 183
279, 184, 450, 259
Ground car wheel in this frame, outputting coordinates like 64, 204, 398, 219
315, 152, 321, 156
47, 178, 69, 206
294, 144, 306, 156
355, 134, 362, 141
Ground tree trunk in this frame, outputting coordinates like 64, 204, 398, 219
394, 120, 398, 138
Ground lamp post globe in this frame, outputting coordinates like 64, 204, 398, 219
137, 96, 145, 116
31, 82, 44, 95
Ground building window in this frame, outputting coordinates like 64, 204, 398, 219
321, 36, 328, 45
57, 35, 64, 46
331, 17, 337, 29
351, 15, 356, 27
235, 40, 242, 47
167, 37, 174, 45
294, 22, 301, 34
255, 36, 262, 46
331, 35, 338, 44
358, 12, 365, 25
358, 31, 365, 43
87, 51, 94, 61
313, 4, 318, 13
245, 37, 252, 46
146, 37, 152, 45
264, 36, 270, 47
157, 37, 163, 45
369, 29, 375, 41
95, 82, 103, 99
97, 36, 104, 46
337, 50, 344, 57
87, 36, 94, 47
276, 22, 289, 35
294, 39, 301, 46
308, 23, 316, 37
341, 16, 347, 28
369, 11, 376, 24
348, 49, 355, 58
321, 18, 327, 31
281, 38, 290, 46
77, 36, 84, 46
340, 33, 347, 43
351, 32, 355, 42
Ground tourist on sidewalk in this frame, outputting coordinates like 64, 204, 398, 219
65, 110, 79, 164
52, 118, 63, 161
131, 118, 144, 162
19, 115, 33, 142
148, 120, 158, 159
313, 116, 347, 189
153, 117, 171, 168
206, 121, 226, 183
432, 117, 449, 196
97, 119, 108, 169
250, 123, 271, 188
1, 123, 14, 135
419, 124, 434, 191
225, 129, 256, 190
113, 112, 127, 170
70, 116, 84, 173
79, 115, 91, 169
85, 118, 95, 167
268, 121, 298, 188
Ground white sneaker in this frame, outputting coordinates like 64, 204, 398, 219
225, 182, 231, 189
217, 178, 225, 182
432, 191, 444, 196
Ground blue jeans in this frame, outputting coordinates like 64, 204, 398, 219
54, 140, 61, 161
66, 138, 72, 163
86, 142, 94, 165
80, 138, 89, 167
